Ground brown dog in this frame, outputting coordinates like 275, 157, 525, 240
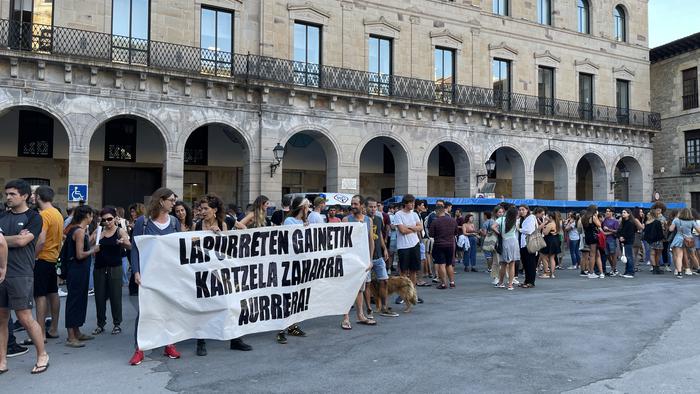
371, 276, 418, 312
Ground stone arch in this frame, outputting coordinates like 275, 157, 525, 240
484, 144, 527, 198
178, 117, 255, 154
533, 149, 569, 200
0, 99, 76, 146
281, 124, 341, 192
423, 138, 472, 197
357, 134, 411, 197
611, 154, 643, 202
354, 130, 412, 168
181, 121, 253, 206
84, 107, 172, 150
575, 151, 608, 201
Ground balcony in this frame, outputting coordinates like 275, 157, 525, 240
680, 156, 700, 174
683, 94, 699, 111
0, 19, 662, 130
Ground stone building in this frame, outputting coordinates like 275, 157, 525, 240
0, 0, 659, 209
650, 32, 700, 210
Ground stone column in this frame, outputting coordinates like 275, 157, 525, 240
336, 164, 360, 195
68, 145, 90, 202
520, 171, 534, 199
408, 166, 428, 196
163, 150, 184, 199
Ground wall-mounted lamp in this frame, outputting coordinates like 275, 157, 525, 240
610, 166, 630, 190
476, 159, 496, 192
270, 143, 285, 177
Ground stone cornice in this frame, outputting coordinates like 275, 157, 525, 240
364, 16, 401, 33
488, 42, 519, 56
534, 50, 561, 63
574, 58, 600, 70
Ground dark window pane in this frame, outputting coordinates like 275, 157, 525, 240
17, 110, 53, 158
185, 126, 208, 166
369, 36, 392, 95
682, 68, 698, 110
614, 6, 626, 42
493, 0, 508, 16
579, 73, 593, 120
538, 67, 554, 115
104, 118, 137, 162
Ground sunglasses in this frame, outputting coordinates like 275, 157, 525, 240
101, 217, 114, 222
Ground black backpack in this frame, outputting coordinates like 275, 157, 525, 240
56, 227, 77, 280
643, 220, 663, 243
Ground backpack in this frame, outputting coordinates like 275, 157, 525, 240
56, 227, 77, 280
643, 220, 663, 243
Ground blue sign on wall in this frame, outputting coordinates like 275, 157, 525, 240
68, 184, 88, 202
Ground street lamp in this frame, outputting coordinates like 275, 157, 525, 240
270, 143, 285, 177
610, 166, 630, 190
476, 159, 496, 192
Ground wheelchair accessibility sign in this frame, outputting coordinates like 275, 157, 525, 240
68, 184, 88, 202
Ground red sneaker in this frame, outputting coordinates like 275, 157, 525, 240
163, 344, 181, 359
129, 349, 144, 365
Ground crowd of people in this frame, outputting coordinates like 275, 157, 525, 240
1, 178, 700, 374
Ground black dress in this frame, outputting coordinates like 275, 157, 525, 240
65, 227, 91, 329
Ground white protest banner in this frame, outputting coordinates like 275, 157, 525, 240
135, 222, 370, 350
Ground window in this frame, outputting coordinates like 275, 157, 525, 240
492, 58, 511, 109
17, 110, 53, 158
184, 126, 208, 166
434, 47, 455, 103
538, 66, 554, 115
369, 36, 392, 96
112, 0, 150, 65
579, 73, 593, 120
682, 67, 699, 110
9, 0, 54, 50
616, 79, 630, 124
613, 5, 626, 42
577, 0, 590, 34
104, 118, 137, 162
692, 192, 700, 211
293, 22, 321, 87
686, 131, 700, 167
538, 0, 551, 25
201, 7, 233, 76
493, 0, 509, 16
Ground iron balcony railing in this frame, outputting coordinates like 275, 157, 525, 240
683, 94, 699, 111
0, 19, 662, 130
680, 156, 700, 174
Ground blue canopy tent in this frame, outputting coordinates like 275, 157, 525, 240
382, 196, 686, 212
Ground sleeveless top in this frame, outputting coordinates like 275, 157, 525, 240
96, 229, 123, 268
195, 220, 224, 232
66, 226, 89, 265
584, 218, 597, 241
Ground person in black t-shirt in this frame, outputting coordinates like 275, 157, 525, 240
271, 195, 292, 226
0, 179, 50, 374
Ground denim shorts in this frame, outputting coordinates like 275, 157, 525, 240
366, 258, 389, 282
606, 238, 617, 255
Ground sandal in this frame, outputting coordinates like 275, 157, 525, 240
416, 282, 431, 287
78, 334, 95, 341
92, 327, 104, 335
287, 325, 307, 337
341, 321, 352, 330
31, 356, 50, 375
436, 284, 447, 289
356, 319, 377, 326
111, 325, 122, 335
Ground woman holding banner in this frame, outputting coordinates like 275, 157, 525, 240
277, 196, 310, 344
129, 188, 182, 366
194, 194, 253, 356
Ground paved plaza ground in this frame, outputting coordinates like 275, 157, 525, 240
4, 257, 700, 393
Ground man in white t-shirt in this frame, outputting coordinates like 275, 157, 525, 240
393, 194, 424, 304
307, 197, 326, 225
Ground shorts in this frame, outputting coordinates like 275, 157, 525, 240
431, 246, 454, 265
366, 258, 389, 281
398, 243, 421, 272
34, 259, 59, 297
0, 276, 35, 310
420, 242, 426, 260
422, 238, 434, 254
389, 234, 398, 253
605, 238, 617, 255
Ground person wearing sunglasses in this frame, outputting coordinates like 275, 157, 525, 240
92, 207, 131, 336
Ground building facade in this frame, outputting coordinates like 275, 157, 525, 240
0, 0, 658, 209
650, 33, 700, 210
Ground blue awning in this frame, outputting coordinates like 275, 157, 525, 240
382, 196, 686, 212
